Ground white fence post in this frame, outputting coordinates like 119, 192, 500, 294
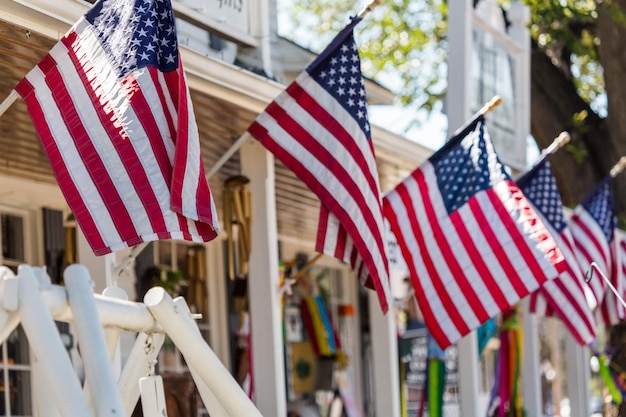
144, 287, 263, 417
64, 264, 125, 417
17, 265, 94, 417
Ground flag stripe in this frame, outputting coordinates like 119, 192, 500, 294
62, 33, 173, 238
15, 76, 109, 252
384, 183, 459, 346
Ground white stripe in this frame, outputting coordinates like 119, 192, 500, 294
24, 57, 121, 247
77, 22, 199, 236
385, 179, 461, 344
397, 167, 479, 338
493, 181, 559, 290
50, 35, 155, 237
297, 74, 380, 190
254, 109, 388, 291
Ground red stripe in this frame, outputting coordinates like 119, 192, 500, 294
287, 82, 379, 195
16, 76, 108, 253
261, 98, 387, 267
62, 35, 170, 239
451, 203, 509, 313
335, 223, 348, 261
487, 185, 554, 290
315, 205, 330, 253
418, 190, 491, 322
40, 44, 139, 243
383, 185, 451, 348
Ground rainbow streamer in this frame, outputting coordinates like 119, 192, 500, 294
487, 306, 523, 417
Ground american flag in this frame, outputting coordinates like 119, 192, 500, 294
247, 18, 391, 312
383, 117, 566, 348
517, 161, 596, 345
569, 178, 623, 325
15, 0, 219, 255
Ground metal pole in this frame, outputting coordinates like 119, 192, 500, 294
144, 287, 263, 417
17, 265, 94, 417
205, 132, 251, 180
65, 264, 125, 417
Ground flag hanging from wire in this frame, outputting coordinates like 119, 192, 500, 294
15, 0, 219, 255
383, 117, 566, 349
516, 160, 596, 345
569, 178, 623, 325
247, 18, 391, 312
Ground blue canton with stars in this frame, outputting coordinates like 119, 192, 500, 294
430, 118, 506, 214
85, 0, 179, 80
582, 179, 617, 242
518, 162, 566, 232
307, 32, 371, 140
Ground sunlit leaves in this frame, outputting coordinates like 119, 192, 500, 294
278, 0, 448, 111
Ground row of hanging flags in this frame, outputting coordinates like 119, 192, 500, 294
8, 0, 626, 350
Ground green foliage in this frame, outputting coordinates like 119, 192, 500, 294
155, 267, 186, 297
279, 0, 610, 115
278, 0, 448, 111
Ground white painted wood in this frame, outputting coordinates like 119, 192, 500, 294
64, 264, 125, 417
17, 265, 94, 417
173, 297, 229, 417
522, 302, 543, 417
368, 290, 401, 417
117, 332, 165, 417
565, 333, 591, 417
240, 139, 287, 417
447, 0, 473, 134
144, 287, 262, 417
447, 0, 482, 415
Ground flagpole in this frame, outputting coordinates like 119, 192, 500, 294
206, 132, 251, 180
539, 131, 570, 158
0, 90, 18, 119
513, 131, 571, 186
610, 156, 626, 178
357, 0, 384, 19
586, 262, 626, 309
453, 95, 501, 136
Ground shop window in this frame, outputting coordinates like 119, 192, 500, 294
0, 210, 32, 417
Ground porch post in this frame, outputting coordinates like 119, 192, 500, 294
240, 139, 287, 417
447, 0, 481, 415
368, 290, 401, 417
